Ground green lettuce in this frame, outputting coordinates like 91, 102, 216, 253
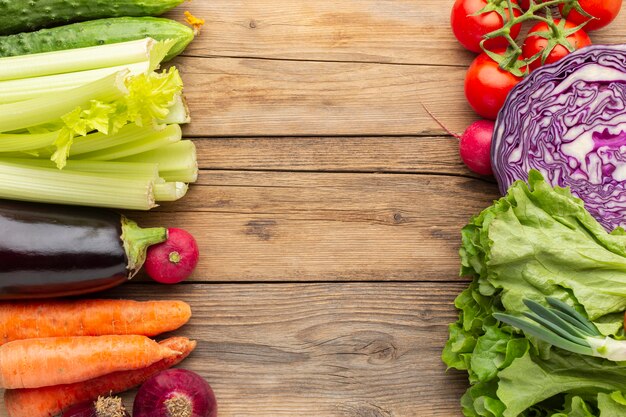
444, 171, 626, 416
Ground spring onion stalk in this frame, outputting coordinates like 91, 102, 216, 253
154, 182, 188, 201
0, 62, 151, 104
0, 160, 155, 210
0, 38, 157, 81
494, 298, 626, 361
74, 124, 182, 161
0, 71, 127, 133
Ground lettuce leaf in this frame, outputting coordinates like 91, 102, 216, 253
444, 171, 626, 417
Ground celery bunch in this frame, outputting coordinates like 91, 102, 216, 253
0, 38, 197, 210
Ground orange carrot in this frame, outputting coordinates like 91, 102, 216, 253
4, 337, 196, 417
0, 299, 191, 344
0, 334, 180, 389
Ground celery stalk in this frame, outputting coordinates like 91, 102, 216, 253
160, 169, 199, 183
70, 124, 176, 156
0, 71, 127, 133
159, 94, 190, 125
154, 182, 188, 201
0, 39, 156, 81
2, 158, 160, 181
0, 62, 150, 104
0, 131, 57, 152
0, 160, 155, 210
74, 124, 182, 161
115, 140, 197, 171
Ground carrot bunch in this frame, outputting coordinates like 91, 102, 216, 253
0, 299, 196, 417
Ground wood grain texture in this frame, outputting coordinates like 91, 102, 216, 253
129, 171, 498, 282
165, 0, 626, 65
195, 136, 474, 175
178, 57, 474, 137
0, 282, 467, 417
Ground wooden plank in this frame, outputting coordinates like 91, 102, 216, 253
166, 0, 626, 66
0, 282, 469, 417
131, 171, 498, 282
178, 57, 474, 137
195, 136, 473, 175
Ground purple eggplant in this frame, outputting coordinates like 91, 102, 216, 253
0, 199, 166, 299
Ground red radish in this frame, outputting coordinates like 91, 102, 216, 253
458, 120, 495, 176
133, 369, 217, 417
422, 104, 494, 176
62, 396, 130, 417
145, 228, 199, 284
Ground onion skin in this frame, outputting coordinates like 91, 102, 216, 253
133, 369, 217, 417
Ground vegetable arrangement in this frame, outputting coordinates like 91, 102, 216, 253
0, 36, 196, 209
444, 171, 626, 416
448, 0, 623, 175
0, 2, 215, 416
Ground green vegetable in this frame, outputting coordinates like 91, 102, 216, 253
0, 0, 184, 36
0, 38, 196, 210
443, 171, 626, 417
0, 17, 194, 62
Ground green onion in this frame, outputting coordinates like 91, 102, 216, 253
494, 297, 626, 361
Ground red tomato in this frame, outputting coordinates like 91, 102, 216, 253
522, 20, 592, 71
465, 50, 522, 120
451, 0, 522, 53
559, 0, 622, 31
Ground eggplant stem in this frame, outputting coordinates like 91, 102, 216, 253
121, 217, 167, 276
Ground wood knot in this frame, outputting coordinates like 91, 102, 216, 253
358, 338, 398, 364
249, 19, 257, 28
339, 402, 393, 417
244, 219, 277, 241
393, 212, 405, 224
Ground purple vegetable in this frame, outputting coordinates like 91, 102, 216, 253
133, 369, 217, 417
492, 44, 626, 231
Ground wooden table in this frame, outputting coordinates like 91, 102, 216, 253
6, 2, 626, 417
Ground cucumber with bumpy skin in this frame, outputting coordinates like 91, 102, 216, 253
0, 0, 184, 35
0, 17, 194, 61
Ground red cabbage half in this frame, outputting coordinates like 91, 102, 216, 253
492, 44, 626, 232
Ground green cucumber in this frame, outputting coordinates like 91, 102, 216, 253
0, 0, 184, 35
0, 17, 194, 61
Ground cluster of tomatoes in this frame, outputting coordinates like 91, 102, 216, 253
454, 0, 622, 120
449, 0, 622, 176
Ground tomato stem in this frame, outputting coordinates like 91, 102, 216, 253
479, 0, 590, 76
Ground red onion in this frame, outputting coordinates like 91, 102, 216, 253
133, 369, 217, 417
